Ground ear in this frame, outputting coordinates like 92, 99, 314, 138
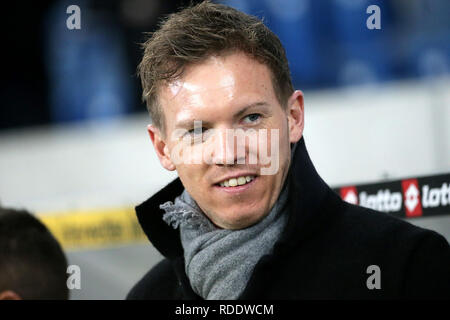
287, 90, 304, 143
147, 124, 176, 171
0, 290, 22, 300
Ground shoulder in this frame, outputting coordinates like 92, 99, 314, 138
326, 198, 450, 265
401, 227, 450, 298
338, 202, 450, 297
338, 201, 441, 243
126, 258, 178, 300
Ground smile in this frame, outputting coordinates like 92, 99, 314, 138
219, 175, 255, 187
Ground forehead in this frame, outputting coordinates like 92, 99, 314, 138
158, 52, 278, 127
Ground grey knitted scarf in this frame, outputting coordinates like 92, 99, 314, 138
160, 181, 290, 300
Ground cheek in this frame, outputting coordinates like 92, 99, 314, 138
167, 138, 204, 166
177, 167, 203, 200
176, 164, 207, 187
264, 119, 288, 156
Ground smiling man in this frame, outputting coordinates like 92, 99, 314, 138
154, 51, 300, 231
127, 2, 450, 300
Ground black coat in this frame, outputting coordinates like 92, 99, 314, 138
127, 138, 450, 299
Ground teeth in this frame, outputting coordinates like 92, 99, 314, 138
219, 175, 255, 187
237, 177, 246, 185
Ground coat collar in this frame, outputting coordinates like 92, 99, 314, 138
135, 137, 342, 259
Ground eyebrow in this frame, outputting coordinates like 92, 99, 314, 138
233, 101, 271, 119
175, 101, 271, 129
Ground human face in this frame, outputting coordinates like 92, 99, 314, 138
148, 52, 304, 229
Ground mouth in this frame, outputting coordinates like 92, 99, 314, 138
218, 175, 255, 187
214, 174, 258, 193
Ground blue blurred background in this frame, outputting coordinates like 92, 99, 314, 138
1, 0, 448, 129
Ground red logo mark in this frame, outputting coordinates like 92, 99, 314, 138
401, 179, 423, 217
340, 186, 358, 205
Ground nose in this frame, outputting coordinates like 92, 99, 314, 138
209, 128, 244, 165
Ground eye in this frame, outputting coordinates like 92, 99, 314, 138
242, 113, 261, 124
185, 127, 208, 143
187, 127, 207, 135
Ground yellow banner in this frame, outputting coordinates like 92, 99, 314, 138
37, 207, 147, 250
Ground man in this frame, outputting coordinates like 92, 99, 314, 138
127, 1, 450, 299
0, 207, 68, 300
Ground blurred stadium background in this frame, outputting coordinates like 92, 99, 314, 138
0, 0, 449, 299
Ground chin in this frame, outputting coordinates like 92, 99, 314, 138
216, 206, 267, 230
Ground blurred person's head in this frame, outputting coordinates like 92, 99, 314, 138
139, 1, 304, 229
0, 207, 68, 300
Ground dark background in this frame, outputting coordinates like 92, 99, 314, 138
1, 0, 448, 130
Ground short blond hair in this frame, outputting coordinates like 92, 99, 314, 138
138, 1, 294, 133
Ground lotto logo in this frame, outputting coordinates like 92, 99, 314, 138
422, 183, 450, 208
359, 189, 402, 213
340, 186, 358, 205
336, 174, 449, 218
401, 179, 423, 217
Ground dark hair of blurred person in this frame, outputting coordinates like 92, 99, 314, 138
0, 207, 68, 300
